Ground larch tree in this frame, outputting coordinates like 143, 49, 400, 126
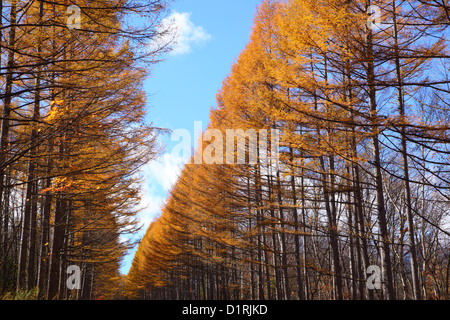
0, 0, 169, 299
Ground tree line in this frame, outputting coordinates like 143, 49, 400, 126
126, 0, 450, 300
0, 0, 169, 300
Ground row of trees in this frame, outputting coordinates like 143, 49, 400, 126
127, 0, 450, 300
0, 0, 168, 299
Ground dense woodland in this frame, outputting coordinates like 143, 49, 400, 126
127, 0, 450, 300
0, 0, 449, 301
0, 0, 169, 299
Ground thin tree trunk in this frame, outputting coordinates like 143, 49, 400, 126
27, 181, 38, 290
255, 163, 265, 300
276, 170, 291, 300
26, 1, 45, 292
47, 192, 66, 299
365, 1, 395, 299
37, 153, 52, 299
0, 0, 17, 277
391, 0, 421, 300
289, 146, 305, 300
268, 171, 282, 299
347, 167, 358, 300
0, 0, 3, 268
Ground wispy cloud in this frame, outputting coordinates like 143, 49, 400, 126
120, 151, 187, 274
155, 11, 212, 56
137, 152, 186, 231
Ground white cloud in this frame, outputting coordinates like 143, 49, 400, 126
133, 151, 190, 237
155, 11, 212, 56
120, 151, 188, 273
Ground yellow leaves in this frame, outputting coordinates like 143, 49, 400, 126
40, 177, 74, 193
46, 102, 72, 123
45, 106, 60, 122
50, 99, 64, 106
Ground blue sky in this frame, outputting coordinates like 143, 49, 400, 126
120, 0, 262, 275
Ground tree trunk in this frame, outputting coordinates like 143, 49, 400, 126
276, 170, 291, 300
289, 146, 305, 300
391, 0, 421, 300
365, 1, 395, 299
0, 1, 17, 278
